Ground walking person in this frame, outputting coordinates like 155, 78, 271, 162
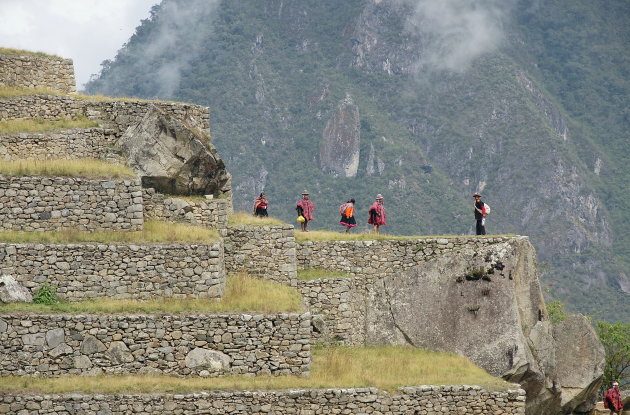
604, 381, 624, 415
368, 194, 386, 234
253, 193, 268, 217
339, 199, 356, 233
473, 193, 487, 235
296, 190, 314, 232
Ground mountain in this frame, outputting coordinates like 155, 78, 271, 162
85, 0, 629, 322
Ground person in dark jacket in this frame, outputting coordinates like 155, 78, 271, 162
473, 193, 486, 235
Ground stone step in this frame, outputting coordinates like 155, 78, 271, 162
1, 241, 225, 301
0, 312, 312, 378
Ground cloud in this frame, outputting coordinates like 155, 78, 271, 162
0, 0, 158, 88
401, 0, 513, 72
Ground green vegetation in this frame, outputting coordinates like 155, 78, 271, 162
596, 321, 630, 392
0, 346, 508, 393
298, 268, 354, 280
0, 274, 302, 314
0, 47, 59, 58
32, 283, 60, 306
0, 159, 135, 178
228, 212, 286, 226
0, 116, 98, 133
546, 300, 568, 325
0, 220, 219, 244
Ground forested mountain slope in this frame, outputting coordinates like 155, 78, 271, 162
85, 0, 629, 322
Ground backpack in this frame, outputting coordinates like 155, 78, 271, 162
339, 203, 349, 215
482, 203, 491, 216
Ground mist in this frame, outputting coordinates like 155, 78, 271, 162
401, 0, 514, 72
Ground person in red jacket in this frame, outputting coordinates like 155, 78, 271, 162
367, 194, 386, 234
604, 381, 624, 414
296, 190, 314, 232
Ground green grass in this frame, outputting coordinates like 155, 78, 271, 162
0, 346, 509, 394
0, 47, 59, 58
0, 159, 136, 178
228, 212, 286, 226
0, 220, 219, 244
298, 268, 354, 280
0, 116, 99, 133
0, 274, 302, 314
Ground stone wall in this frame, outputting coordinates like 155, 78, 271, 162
0, 242, 225, 301
0, 176, 143, 231
0, 128, 119, 161
223, 225, 297, 286
0, 386, 526, 414
0, 95, 209, 134
143, 188, 230, 230
298, 236, 512, 275
298, 277, 367, 345
0, 313, 311, 377
0, 53, 75, 93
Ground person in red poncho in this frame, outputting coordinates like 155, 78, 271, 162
253, 193, 268, 217
296, 190, 314, 232
604, 381, 624, 414
368, 194, 386, 234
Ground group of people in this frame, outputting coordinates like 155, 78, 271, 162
253, 190, 489, 235
253, 190, 387, 233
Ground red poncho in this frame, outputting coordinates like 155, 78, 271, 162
296, 199, 314, 221
604, 387, 623, 411
368, 201, 386, 226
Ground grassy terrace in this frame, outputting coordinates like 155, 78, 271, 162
0, 220, 218, 244
228, 212, 286, 226
0, 47, 59, 58
0, 116, 98, 133
0, 274, 301, 314
0, 346, 509, 394
0, 86, 184, 104
0, 159, 135, 178
293, 230, 514, 242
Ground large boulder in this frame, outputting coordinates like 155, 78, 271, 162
0, 275, 33, 303
117, 105, 231, 196
362, 237, 604, 415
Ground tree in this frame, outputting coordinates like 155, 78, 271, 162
596, 321, 630, 394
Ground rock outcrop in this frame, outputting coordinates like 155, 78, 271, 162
117, 105, 231, 197
0, 275, 32, 303
319, 94, 360, 177
362, 238, 604, 415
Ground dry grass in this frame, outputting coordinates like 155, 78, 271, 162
0, 159, 135, 178
298, 268, 354, 280
228, 212, 286, 226
0, 116, 98, 133
0, 86, 177, 104
0, 47, 59, 57
0, 86, 59, 98
0, 274, 302, 314
0, 220, 219, 244
0, 346, 509, 394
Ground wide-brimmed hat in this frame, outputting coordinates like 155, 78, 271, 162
376, 194, 383, 200
472, 193, 481, 197
301, 190, 309, 195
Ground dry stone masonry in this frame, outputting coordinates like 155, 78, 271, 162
143, 188, 230, 230
0, 176, 143, 231
223, 225, 297, 286
0, 52, 75, 93
0, 313, 311, 377
297, 236, 513, 275
0, 386, 526, 414
0, 128, 119, 161
0, 241, 225, 301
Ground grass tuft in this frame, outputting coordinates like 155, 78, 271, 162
228, 212, 286, 226
0, 47, 60, 58
0, 220, 219, 244
0, 159, 135, 178
298, 268, 354, 280
0, 274, 302, 314
0, 116, 98, 133
0, 346, 509, 394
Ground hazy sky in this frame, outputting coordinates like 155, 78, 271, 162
0, 0, 159, 89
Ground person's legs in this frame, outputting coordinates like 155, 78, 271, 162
345, 225, 351, 233
303, 220, 309, 232
374, 225, 379, 234
476, 220, 484, 235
